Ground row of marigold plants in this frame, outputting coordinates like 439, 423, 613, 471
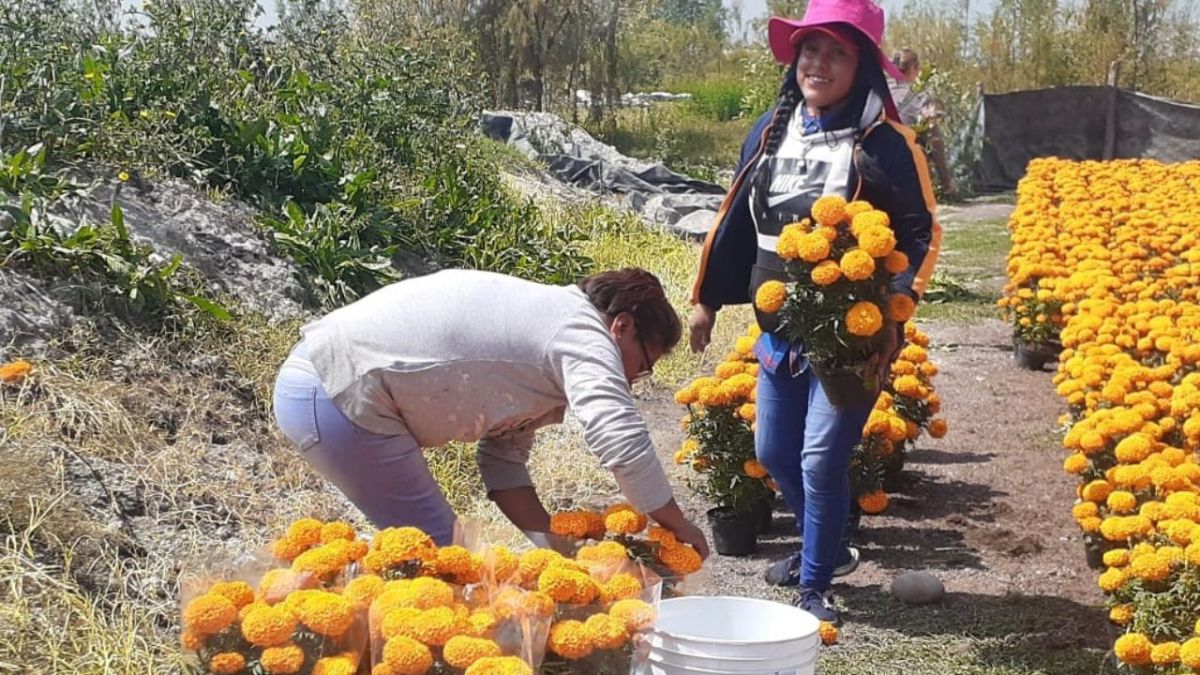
671, 320, 947, 521
1006, 158, 1200, 671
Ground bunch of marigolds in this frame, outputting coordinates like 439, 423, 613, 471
182, 517, 667, 674
1007, 158, 1200, 671
180, 518, 370, 675
752, 195, 918, 404
548, 502, 703, 599
675, 321, 946, 517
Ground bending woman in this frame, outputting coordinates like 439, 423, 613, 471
274, 267, 709, 558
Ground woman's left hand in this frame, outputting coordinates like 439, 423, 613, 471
865, 320, 904, 388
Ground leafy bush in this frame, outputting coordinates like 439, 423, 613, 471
0, 192, 229, 327
1, 0, 594, 312
682, 77, 746, 122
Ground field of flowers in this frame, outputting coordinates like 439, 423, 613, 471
1002, 158, 1200, 671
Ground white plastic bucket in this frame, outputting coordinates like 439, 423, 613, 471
638, 596, 821, 675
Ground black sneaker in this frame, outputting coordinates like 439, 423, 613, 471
764, 546, 858, 586
763, 549, 802, 586
795, 585, 841, 624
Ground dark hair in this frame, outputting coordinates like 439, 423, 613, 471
578, 268, 682, 353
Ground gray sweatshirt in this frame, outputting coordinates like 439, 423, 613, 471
296, 269, 673, 513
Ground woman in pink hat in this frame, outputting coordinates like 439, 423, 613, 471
686, 0, 941, 623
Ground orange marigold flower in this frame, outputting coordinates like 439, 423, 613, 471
578, 541, 629, 566
659, 543, 703, 575
850, 208, 888, 233
811, 260, 842, 286
811, 195, 847, 227
609, 598, 657, 632
1180, 638, 1200, 667
464, 656, 533, 675
443, 635, 503, 669
1108, 604, 1134, 625
549, 620, 594, 659
344, 574, 385, 611
242, 604, 297, 647
585, 613, 630, 650
857, 225, 897, 258
840, 249, 876, 282
819, 621, 839, 645
313, 654, 358, 675
209, 581, 255, 609
209, 652, 247, 674
884, 250, 909, 274
320, 521, 356, 543
287, 518, 324, 547
754, 280, 787, 314
1063, 453, 1089, 475
261, 644, 305, 674
846, 301, 883, 337
272, 536, 308, 562
1081, 479, 1113, 503
845, 201, 875, 219
518, 549, 562, 584
182, 593, 237, 636
796, 232, 832, 263
743, 459, 769, 479
1098, 566, 1127, 592
294, 591, 354, 638
292, 545, 345, 579
1114, 633, 1153, 666
1103, 549, 1130, 567
604, 509, 648, 535
0, 360, 32, 383
1106, 491, 1138, 514
1151, 641, 1181, 665
647, 526, 676, 546
887, 294, 916, 323
928, 418, 948, 439
383, 635, 434, 674
180, 628, 205, 651
858, 490, 888, 514
602, 573, 645, 602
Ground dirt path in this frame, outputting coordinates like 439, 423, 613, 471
640, 200, 1112, 674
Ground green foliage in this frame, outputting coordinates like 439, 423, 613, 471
685, 405, 771, 514
2, 0, 593, 314
258, 201, 399, 309
587, 105, 752, 181
681, 78, 746, 122
0, 193, 229, 327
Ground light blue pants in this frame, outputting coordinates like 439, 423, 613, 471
755, 360, 876, 592
272, 343, 457, 545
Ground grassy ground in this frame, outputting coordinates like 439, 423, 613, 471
918, 211, 1011, 324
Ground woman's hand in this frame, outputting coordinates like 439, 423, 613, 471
649, 498, 711, 560
688, 304, 717, 354
865, 319, 904, 387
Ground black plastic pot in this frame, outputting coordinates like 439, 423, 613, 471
1013, 338, 1061, 372
707, 506, 758, 556
753, 499, 774, 535
811, 361, 881, 409
1084, 539, 1106, 570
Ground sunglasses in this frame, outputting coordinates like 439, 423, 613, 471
633, 334, 654, 383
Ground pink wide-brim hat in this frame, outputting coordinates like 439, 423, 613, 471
768, 0, 905, 81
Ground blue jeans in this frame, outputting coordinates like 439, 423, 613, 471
273, 342, 458, 545
755, 353, 876, 591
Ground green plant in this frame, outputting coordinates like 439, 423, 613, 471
682, 77, 746, 122
0, 192, 229, 326
684, 404, 771, 514
258, 200, 400, 310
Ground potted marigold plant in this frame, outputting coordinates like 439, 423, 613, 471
753, 196, 916, 408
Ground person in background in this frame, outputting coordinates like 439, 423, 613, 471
273, 267, 710, 559
889, 48, 958, 200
